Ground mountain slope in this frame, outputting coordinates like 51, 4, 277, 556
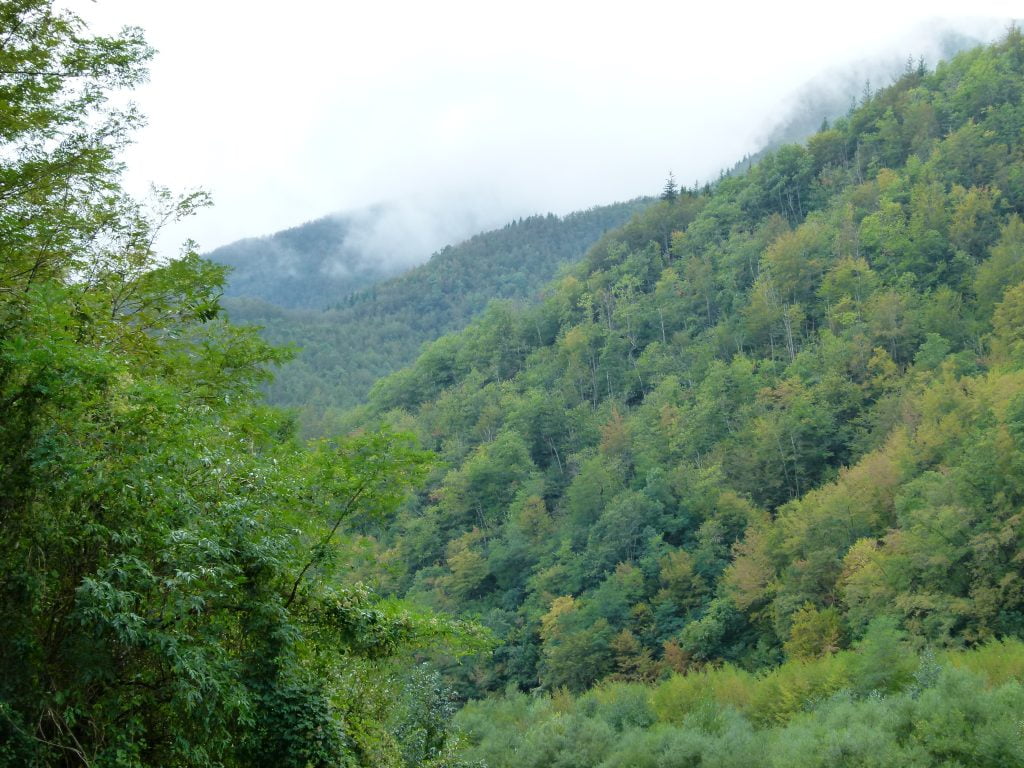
206, 208, 404, 309
225, 200, 650, 432
335, 30, 1024, 703
724, 25, 986, 178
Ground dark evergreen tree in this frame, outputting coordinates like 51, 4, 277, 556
661, 172, 679, 202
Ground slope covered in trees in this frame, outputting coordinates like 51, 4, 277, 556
333, 29, 1024, 723
725, 28, 984, 179
0, 4, 482, 766
206, 209, 410, 310
456, 636, 1024, 767
225, 201, 649, 433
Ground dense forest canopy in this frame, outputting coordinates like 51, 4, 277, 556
326, 27, 1024, 764
224, 199, 648, 433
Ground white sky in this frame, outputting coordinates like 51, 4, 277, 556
70, 1, 1019, 257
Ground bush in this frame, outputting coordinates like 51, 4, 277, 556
747, 652, 853, 725
518, 713, 616, 768
768, 692, 927, 767
911, 668, 1024, 767
578, 681, 656, 731
945, 636, 1024, 686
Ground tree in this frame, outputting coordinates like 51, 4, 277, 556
783, 603, 844, 660
538, 597, 616, 691
661, 172, 679, 202
0, 0, 152, 294
974, 215, 1024, 318
0, 4, 482, 766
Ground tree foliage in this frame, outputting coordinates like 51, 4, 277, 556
455, 640, 1024, 767
328, 29, 1024, 705
0, 4, 484, 765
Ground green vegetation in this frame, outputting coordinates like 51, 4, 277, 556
456, 638, 1024, 767
0, 3, 483, 766
5, 0, 1024, 764
724, 31, 983, 180
225, 200, 649, 433
333, 28, 1024, 714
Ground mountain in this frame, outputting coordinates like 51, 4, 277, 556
206, 202, 497, 310
224, 199, 651, 433
331, 30, 1024, 734
207, 209, 396, 309
725, 25, 986, 179
9, 2, 1024, 764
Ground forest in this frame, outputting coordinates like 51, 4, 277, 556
207, 211, 408, 311
340, 26, 1024, 766
222, 199, 648, 434
2, 0, 1024, 765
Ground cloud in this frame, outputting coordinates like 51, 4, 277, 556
67, 1, 1019, 256
335, 200, 498, 271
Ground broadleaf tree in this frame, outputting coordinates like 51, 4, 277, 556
0, 3, 485, 766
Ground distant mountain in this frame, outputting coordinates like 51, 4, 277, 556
225, 199, 651, 432
206, 202, 493, 310
207, 211, 391, 309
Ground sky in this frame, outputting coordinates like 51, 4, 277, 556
69, 1, 1019, 262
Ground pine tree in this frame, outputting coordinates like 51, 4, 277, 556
661, 171, 678, 202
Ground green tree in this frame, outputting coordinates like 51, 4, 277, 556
661, 172, 679, 202
783, 603, 845, 660
0, 4, 483, 766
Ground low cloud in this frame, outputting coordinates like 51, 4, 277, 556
72, 2, 1017, 259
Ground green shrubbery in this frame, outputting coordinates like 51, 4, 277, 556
455, 640, 1024, 767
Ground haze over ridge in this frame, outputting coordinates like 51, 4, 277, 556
67, 2, 1014, 259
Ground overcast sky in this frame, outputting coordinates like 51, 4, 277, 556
70, 1, 1018, 259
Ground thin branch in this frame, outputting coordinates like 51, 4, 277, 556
283, 480, 372, 609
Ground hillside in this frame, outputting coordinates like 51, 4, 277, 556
725, 26, 985, 178
332, 29, 1024, 730
206, 207, 409, 309
225, 200, 649, 433
207, 201, 510, 311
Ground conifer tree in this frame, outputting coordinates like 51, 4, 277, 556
661, 172, 678, 202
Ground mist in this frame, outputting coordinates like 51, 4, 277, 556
335, 197, 511, 273
67, 1, 1017, 265
757, 20, 1007, 151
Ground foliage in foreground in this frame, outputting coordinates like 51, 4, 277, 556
0, 2, 483, 766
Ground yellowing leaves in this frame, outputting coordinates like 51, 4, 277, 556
443, 528, 488, 601
724, 524, 775, 612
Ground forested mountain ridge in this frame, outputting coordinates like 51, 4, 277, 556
6, 0, 1024, 764
206, 210, 407, 310
332, 28, 1024, 734
724, 27, 985, 179
225, 200, 649, 433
